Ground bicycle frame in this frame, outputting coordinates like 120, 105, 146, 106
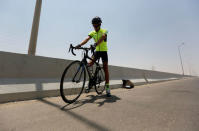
81, 51, 102, 80
70, 44, 103, 86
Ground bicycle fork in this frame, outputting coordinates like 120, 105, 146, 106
72, 63, 85, 83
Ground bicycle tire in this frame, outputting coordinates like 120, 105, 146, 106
95, 66, 105, 94
60, 60, 86, 104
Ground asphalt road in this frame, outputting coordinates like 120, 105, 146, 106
0, 77, 199, 131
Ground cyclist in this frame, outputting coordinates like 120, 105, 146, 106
75, 16, 111, 97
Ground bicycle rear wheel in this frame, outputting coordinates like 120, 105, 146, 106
95, 66, 105, 94
60, 61, 86, 104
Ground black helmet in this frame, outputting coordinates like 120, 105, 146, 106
92, 16, 102, 24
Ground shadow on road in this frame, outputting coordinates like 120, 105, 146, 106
38, 94, 121, 131
39, 98, 109, 131
76, 94, 120, 107
60, 94, 121, 110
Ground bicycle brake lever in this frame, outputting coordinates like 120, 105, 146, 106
68, 44, 76, 56
68, 45, 71, 53
71, 45, 76, 56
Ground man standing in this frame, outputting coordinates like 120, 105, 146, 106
75, 16, 111, 97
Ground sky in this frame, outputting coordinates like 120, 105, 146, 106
0, 0, 199, 76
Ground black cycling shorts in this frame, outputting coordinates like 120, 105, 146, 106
93, 51, 108, 62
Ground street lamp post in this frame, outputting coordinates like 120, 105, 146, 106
28, 0, 42, 55
178, 43, 185, 76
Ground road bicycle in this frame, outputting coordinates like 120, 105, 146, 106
60, 44, 105, 104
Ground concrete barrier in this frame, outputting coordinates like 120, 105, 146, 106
0, 51, 73, 78
0, 51, 186, 103
0, 51, 185, 82
0, 51, 184, 79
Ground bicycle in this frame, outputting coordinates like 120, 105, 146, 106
60, 44, 105, 104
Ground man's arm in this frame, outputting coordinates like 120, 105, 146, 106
78, 36, 92, 47
95, 34, 107, 46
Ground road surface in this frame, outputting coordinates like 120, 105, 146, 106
0, 77, 199, 131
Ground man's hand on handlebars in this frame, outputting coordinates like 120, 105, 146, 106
75, 44, 81, 49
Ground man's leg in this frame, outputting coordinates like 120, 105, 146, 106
85, 53, 97, 93
103, 61, 109, 84
88, 52, 97, 67
103, 61, 111, 97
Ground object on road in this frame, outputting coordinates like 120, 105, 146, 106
122, 80, 134, 89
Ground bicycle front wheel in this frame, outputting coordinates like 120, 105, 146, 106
60, 61, 86, 104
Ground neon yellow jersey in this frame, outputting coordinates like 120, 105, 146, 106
88, 28, 108, 51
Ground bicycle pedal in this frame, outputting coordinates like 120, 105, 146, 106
76, 80, 80, 83
85, 88, 90, 93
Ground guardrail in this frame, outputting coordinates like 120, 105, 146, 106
0, 51, 186, 103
